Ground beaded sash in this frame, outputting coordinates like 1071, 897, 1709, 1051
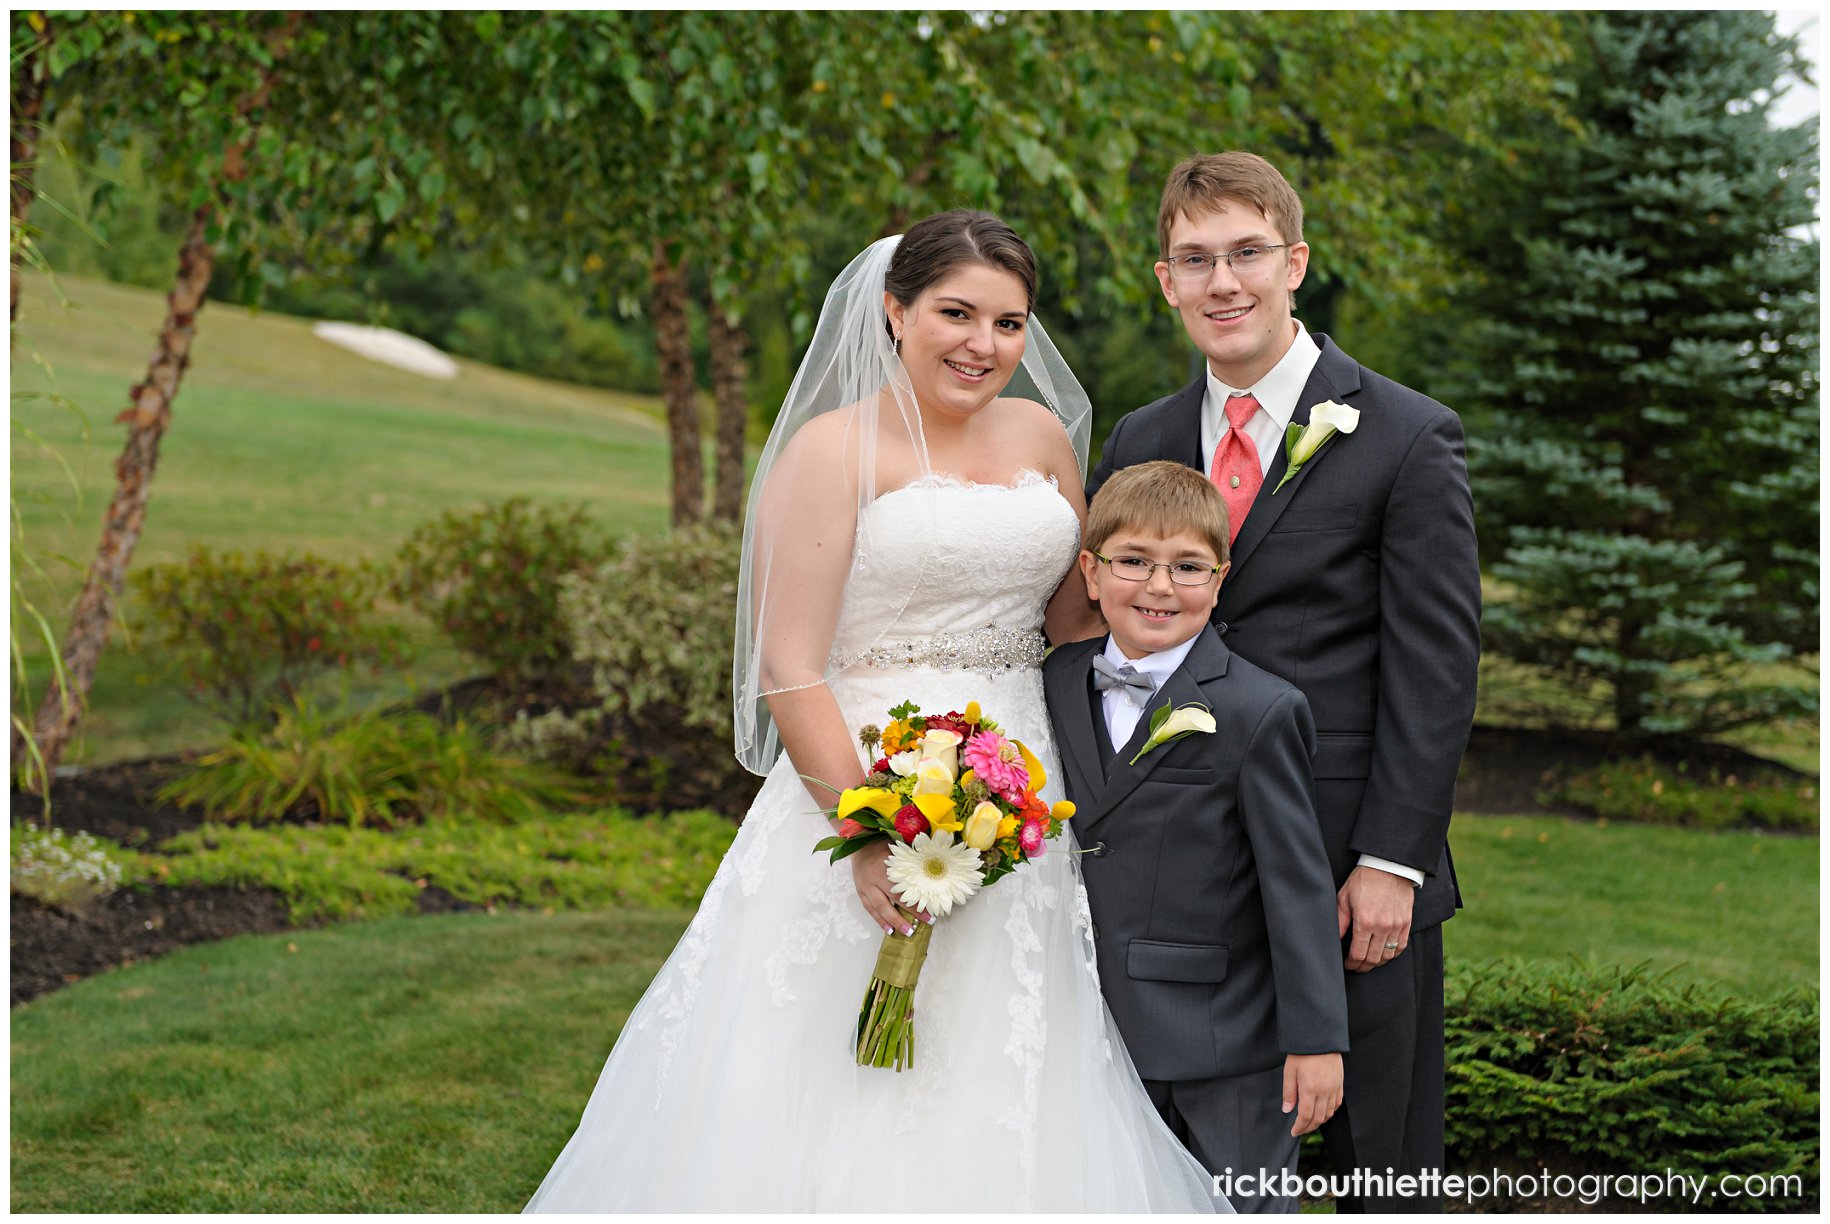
831, 624, 1047, 675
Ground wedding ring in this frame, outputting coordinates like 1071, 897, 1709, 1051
1383, 942, 1400, 950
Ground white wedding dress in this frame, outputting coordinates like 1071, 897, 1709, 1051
526, 474, 1225, 1212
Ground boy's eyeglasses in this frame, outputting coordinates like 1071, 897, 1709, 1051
1092, 550, 1222, 586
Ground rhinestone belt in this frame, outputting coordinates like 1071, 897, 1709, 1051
833, 624, 1047, 674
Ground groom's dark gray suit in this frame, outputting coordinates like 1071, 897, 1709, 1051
1087, 332, 1481, 1210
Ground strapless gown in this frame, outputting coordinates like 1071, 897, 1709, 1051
526, 474, 1227, 1212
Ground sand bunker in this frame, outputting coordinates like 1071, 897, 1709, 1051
311, 322, 459, 379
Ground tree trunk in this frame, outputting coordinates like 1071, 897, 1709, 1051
11, 13, 50, 330
650, 243, 703, 526
17, 14, 302, 787
708, 298, 749, 523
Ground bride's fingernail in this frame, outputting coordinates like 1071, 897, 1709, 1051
923, 915, 936, 924
901, 925, 914, 936
883, 925, 895, 935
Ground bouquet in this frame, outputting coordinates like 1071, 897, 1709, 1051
813, 698, 1075, 1070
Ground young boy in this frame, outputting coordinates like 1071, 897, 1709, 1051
1042, 460, 1348, 1214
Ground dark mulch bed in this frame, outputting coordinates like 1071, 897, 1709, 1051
1455, 723, 1809, 815
12, 719, 1808, 1008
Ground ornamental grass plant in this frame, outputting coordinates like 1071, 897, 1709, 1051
156, 698, 587, 828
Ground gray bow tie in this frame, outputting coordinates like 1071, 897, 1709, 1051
1092, 655, 1157, 707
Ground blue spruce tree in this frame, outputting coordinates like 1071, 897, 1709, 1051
1454, 10, 1818, 738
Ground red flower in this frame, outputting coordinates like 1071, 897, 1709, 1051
836, 818, 868, 839
306, 636, 322, 652
925, 712, 971, 738
893, 803, 930, 844
872, 757, 891, 775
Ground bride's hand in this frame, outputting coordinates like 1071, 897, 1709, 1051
850, 842, 933, 935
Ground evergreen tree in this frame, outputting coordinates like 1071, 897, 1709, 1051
1451, 10, 1818, 738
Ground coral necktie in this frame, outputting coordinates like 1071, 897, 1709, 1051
1210, 393, 1264, 544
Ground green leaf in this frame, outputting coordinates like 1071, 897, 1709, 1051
375, 184, 406, 224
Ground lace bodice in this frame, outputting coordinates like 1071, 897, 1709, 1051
827, 472, 1081, 670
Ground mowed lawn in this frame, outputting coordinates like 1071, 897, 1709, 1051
11, 272, 679, 762
10, 814, 1816, 1213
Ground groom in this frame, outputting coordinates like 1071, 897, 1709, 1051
1086, 153, 1480, 1212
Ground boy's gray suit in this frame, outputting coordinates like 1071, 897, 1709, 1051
1044, 625, 1347, 1210
1087, 332, 1481, 1210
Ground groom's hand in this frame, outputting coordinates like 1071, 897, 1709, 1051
1282, 1053, 1343, 1136
1337, 865, 1414, 972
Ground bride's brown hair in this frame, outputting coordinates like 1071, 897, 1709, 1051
884, 210, 1038, 316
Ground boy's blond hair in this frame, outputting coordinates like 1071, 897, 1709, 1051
1158, 151, 1305, 254
1086, 461, 1230, 565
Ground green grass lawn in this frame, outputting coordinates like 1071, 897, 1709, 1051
11, 272, 679, 763
1446, 813, 1817, 998
10, 814, 1816, 1212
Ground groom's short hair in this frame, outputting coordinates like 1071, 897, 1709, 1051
1085, 461, 1230, 565
1158, 152, 1305, 254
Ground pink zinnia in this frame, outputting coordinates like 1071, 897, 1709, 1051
963, 730, 1029, 802
894, 803, 930, 844
1019, 818, 1046, 857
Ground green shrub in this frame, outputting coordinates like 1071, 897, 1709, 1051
156, 808, 736, 922
392, 498, 607, 686
1549, 757, 1818, 832
1446, 959, 1819, 1211
558, 518, 741, 732
156, 699, 587, 828
11, 826, 143, 911
136, 548, 405, 729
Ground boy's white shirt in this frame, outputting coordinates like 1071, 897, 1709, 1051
1097, 631, 1423, 888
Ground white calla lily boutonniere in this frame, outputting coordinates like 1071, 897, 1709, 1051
1271, 399, 1360, 495
1128, 702, 1218, 766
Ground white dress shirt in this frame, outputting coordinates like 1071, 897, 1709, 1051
1192, 324, 1424, 889
1099, 634, 1198, 755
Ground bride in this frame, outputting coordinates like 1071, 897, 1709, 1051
525, 211, 1228, 1212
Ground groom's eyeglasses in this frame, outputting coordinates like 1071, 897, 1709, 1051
1163, 245, 1290, 280
1092, 550, 1222, 586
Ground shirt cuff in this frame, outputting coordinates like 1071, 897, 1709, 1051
1357, 854, 1424, 887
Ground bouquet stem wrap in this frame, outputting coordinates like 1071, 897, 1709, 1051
855, 907, 931, 1069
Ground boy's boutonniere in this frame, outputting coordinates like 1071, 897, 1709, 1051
1271, 400, 1360, 494
1128, 702, 1218, 766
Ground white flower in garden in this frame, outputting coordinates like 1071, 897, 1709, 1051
884, 831, 982, 916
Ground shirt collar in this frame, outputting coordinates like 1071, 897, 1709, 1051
1203, 320, 1323, 431
1102, 632, 1199, 687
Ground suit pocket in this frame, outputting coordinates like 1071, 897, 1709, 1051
1268, 502, 1358, 534
1150, 766, 1215, 783
1313, 732, 1373, 779
1127, 940, 1229, 983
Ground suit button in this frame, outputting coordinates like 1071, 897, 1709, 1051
1089, 841, 1107, 858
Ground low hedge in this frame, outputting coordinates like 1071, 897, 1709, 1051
1548, 757, 1818, 832
1445, 959, 1819, 1211
153, 808, 737, 922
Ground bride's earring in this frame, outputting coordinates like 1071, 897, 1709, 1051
893, 331, 902, 358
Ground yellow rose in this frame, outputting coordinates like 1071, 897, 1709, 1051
912, 759, 956, 796
962, 801, 1003, 851
918, 728, 963, 776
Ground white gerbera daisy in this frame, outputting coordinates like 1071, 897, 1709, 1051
884, 831, 982, 917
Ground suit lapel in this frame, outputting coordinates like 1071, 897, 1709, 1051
1043, 643, 1106, 808
1227, 334, 1364, 578
1155, 375, 1206, 474
1073, 629, 1231, 842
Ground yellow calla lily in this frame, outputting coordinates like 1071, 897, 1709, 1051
1050, 800, 1076, 822
911, 791, 961, 831
1013, 739, 1047, 792
959, 769, 976, 787
837, 787, 902, 822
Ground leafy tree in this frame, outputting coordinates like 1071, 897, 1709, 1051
1448, 10, 1818, 737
